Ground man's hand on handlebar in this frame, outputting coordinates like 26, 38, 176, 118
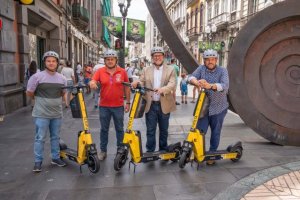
89, 80, 98, 90
131, 80, 140, 89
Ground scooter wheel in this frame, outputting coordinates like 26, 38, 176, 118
179, 150, 190, 169
170, 146, 182, 162
87, 154, 100, 173
114, 152, 127, 171
231, 146, 243, 162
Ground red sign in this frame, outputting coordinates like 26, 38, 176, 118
0, 18, 2, 31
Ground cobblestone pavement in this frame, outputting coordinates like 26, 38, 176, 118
1, 84, 300, 200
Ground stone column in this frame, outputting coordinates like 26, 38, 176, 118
0, 1, 27, 115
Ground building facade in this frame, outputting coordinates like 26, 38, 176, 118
0, 0, 112, 115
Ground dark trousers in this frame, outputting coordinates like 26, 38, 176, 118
145, 102, 170, 152
196, 109, 227, 152
99, 106, 124, 152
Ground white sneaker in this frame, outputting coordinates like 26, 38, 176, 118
98, 152, 107, 160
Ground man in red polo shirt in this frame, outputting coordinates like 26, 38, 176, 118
89, 49, 130, 160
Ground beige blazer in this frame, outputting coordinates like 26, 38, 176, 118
139, 63, 176, 114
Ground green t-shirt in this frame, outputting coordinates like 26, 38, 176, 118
173, 64, 180, 81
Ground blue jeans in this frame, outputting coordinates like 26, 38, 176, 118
34, 117, 62, 162
99, 106, 124, 152
94, 89, 100, 106
145, 103, 170, 152
196, 109, 227, 152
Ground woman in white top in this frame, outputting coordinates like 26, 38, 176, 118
61, 61, 75, 108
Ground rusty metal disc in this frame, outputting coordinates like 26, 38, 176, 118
228, 0, 300, 146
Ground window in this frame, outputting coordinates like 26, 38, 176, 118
214, 0, 219, 16
195, 8, 198, 32
248, 0, 258, 14
207, 2, 212, 20
186, 13, 189, 32
221, 0, 227, 13
230, 0, 237, 12
191, 11, 194, 29
200, 4, 204, 32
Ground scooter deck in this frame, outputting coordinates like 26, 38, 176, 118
141, 151, 176, 162
206, 150, 229, 156
62, 148, 78, 162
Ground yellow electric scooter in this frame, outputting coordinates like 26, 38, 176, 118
114, 82, 182, 172
59, 85, 100, 173
179, 87, 243, 169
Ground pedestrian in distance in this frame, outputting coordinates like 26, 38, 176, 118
61, 60, 75, 108
25, 60, 40, 109
188, 49, 229, 165
171, 58, 180, 105
125, 63, 134, 83
131, 46, 176, 152
92, 58, 105, 109
180, 72, 188, 104
26, 51, 67, 173
89, 49, 131, 160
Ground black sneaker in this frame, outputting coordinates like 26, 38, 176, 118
33, 162, 42, 173
51, 159, 67, 167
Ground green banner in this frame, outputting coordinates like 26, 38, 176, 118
199, 41, 224, 52
102, 16, 122, 38
126, 18, 145, 43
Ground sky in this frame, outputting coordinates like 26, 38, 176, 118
112, 0, 149, 21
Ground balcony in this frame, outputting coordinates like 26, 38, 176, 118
72, 3, 89, 29
208, 12, 230, 30
187, 27, 201, 41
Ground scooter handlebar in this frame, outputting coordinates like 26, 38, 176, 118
61, 84, 87, 90
122, 82, 154, 92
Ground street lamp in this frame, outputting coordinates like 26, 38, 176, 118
205, 23, 217, 48
118, 0, 131, 68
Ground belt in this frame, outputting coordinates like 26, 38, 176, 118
152, 101, 161, 105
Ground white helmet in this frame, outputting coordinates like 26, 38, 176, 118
203, 49, 218, 59
151, 46, 165, 56
42, 51, 59, 61
103, 49, 118, 58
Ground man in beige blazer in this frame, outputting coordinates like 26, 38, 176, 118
132, 47, 176, 152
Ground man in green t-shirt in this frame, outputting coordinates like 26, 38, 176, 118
171, 59, 180, 105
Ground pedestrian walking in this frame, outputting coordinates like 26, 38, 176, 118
61, 61, 75, 108
171, 58, 180, 105
180, 73, 188, 104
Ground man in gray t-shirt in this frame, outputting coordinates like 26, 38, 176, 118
26, 51, 67, 173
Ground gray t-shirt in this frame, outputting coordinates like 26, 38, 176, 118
27, 70, 67, 118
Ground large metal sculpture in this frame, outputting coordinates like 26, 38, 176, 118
144, 0, 198, 73
228, 0, 300, 146
145, 0, 300, 146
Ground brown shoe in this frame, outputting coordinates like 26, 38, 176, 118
206, 160, 216, 166
98, 152, 107, 161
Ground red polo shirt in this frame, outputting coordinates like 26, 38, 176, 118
92, 66, 129, 107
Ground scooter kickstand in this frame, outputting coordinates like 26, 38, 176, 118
129, 160, 137, 173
